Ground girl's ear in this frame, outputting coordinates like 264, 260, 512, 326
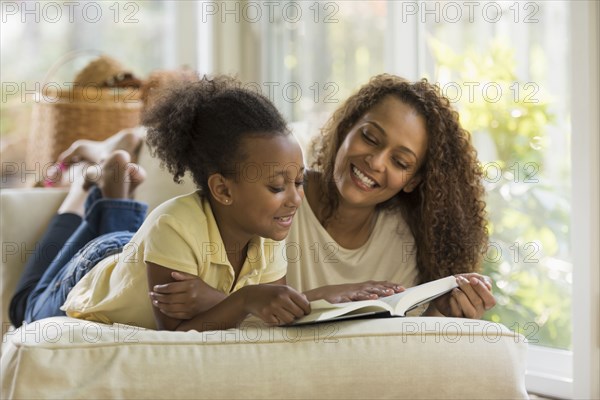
403, 175, 422, 193
207, 173, 233, 205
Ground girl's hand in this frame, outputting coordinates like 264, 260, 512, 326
150, 272, 226, 320
241, 284, 311, 325
428, 273, 496, 319
305, 281, 405, 303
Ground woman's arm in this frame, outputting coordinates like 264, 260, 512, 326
147, 262, 310, 331
303, 281, 405, 303
423, 273, 496, 319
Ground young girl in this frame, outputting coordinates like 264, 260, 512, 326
10, 75, 310, 330
154, 74, 495, 320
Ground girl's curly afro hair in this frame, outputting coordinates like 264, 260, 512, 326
312, 74, 488, 283
143, 75, 290, 192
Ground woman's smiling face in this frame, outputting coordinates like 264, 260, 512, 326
333, 95, 428, 208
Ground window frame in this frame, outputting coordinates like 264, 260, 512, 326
570, 1, 600, 399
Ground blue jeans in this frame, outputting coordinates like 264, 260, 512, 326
24, 187, 147, 323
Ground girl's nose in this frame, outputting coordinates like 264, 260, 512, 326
286, 186, 304, 208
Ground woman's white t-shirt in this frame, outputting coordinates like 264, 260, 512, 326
285, 199, 419, 292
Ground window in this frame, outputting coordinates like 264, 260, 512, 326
1, 1, 169, 84
261, 1, 389, 123
1, 0, 171, 186
417, 3, 574, 395
421, 2, 573, 350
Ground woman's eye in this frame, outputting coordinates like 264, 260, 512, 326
394, 159, 408, 170
361, 129, 377, 144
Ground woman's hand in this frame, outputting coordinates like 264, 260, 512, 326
426, 273, 496, 319
150, 271, 226, 320
241, 284, 311, 325
304, 281, 405, 303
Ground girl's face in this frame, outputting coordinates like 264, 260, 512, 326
333, 95, 428, 208
228, 135, 305, 241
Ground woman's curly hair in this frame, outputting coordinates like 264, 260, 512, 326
312, 74, 488, 283
143, 75, 289, 191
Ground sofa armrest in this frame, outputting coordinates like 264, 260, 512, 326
1, 188, 68, 331
0, 143, 196, 331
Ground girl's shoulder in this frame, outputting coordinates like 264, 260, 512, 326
136, 191, 214, 245
146, 191, 207, 224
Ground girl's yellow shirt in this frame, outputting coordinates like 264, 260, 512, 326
62, 191, 287, 329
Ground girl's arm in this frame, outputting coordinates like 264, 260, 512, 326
147, 262, 310, 331
149, 268, 227, 321
150, 273, 290, 320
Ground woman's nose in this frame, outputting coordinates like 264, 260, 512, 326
365, 150, 386, 171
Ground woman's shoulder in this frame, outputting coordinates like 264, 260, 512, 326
302, 169, 324, 215
377, 206, 413, 240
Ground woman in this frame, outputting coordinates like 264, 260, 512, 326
283, 74, 494, 318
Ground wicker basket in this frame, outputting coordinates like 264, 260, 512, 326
27, 53, 143, 168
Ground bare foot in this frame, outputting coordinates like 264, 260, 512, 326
57, 128, 145, 166
56, 162, 94, 215
125, 162, 147, 198
44, 128, 144, 188
84, 150, 146, 199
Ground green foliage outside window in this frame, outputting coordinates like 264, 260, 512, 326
429, 38, 572, 349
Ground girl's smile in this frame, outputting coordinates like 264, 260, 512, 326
274, 213, 295, 228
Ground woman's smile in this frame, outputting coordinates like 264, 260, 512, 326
350, 163, 380, 191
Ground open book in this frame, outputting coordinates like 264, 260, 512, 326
292, 276, 458, 325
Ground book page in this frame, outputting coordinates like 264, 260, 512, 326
294, 298, 393, 324
391, 276, 458, 315
292, 276, 458, 325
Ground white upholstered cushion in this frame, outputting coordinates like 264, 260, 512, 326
1, 316, 528, 399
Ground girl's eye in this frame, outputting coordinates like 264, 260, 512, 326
269, 186, 284, 193
295, 181, 304, 188
361, 128, 377, 145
